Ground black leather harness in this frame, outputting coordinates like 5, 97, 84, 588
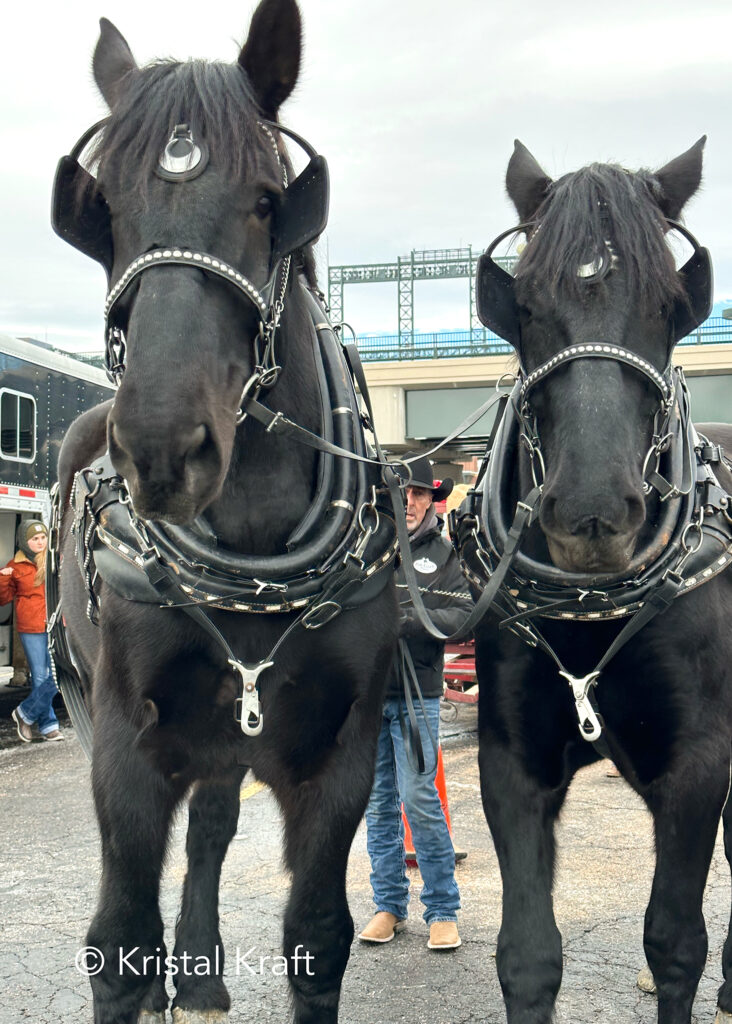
48, 294, 398, 752
451, 371, 732, 751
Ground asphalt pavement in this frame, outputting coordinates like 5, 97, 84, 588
1, 695, 730, 1024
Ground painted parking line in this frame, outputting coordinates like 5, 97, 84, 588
240, 779, 266, 802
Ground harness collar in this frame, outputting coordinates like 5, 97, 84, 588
62, 293, 397, 739
451, 370, 732, 749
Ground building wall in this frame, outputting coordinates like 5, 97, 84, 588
363, 344, 732, 447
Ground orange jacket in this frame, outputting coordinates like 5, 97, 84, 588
0, 555, 47, 633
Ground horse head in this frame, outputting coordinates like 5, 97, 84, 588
79, 0, 320, 524
479, 138, 711, 574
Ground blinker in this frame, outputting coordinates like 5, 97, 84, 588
51, 117, 113, 277
259, 119, 330, 267
475, 222, 534, 349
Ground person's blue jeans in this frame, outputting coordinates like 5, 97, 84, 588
365, 695, 460, 925
17, 632, 59, 735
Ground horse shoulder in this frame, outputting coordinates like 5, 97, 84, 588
57, 399, 113, 505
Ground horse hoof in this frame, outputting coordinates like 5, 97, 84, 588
636, 965, 657, 994
715, 1010, 732, 1023
171, 1010, 228, 1024
139, 1013, 166, 1024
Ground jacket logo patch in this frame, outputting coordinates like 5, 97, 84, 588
414, 557, 437, 574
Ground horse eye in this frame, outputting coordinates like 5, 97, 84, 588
255, 195, 273, 219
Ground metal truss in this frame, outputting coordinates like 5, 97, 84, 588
328, 246, 514, 347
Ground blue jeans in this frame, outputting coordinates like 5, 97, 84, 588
17, 632, 59, 735
365, 696, 460, 925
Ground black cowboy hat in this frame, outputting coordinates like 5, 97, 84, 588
400, 453, 454, 503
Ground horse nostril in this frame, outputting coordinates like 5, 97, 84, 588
183, 424, 210, 463
541, 495, 557, 527
108, 419, 133, 476
626, 494, 645, 527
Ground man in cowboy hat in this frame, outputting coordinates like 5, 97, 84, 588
359, 453, 471, 951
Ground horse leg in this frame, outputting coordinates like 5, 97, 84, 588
171, 766, 248, 1024
87, 711, 181, 1024
643, 756, 730, 1024
275, 699, 381, 1024
479, 740, 569, 1024
715, 762, 732, 1021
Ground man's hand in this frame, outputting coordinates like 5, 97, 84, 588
0, 567, 14, 577
398, 608, 419, 637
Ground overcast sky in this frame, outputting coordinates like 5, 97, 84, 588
2, 0, 731, 351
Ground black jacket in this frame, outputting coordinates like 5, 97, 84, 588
388, 517, 473, 699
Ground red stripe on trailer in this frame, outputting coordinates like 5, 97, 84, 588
0, 487, 8, 494
18, 489, 36, 497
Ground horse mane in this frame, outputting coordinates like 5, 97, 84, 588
515, 163, 684, 311
90, 59, 318, 287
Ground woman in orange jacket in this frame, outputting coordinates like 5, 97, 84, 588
0, 520, 63, 742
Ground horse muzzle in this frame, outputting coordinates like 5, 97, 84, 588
108, 416, 225, 524
540, 492, 645, 573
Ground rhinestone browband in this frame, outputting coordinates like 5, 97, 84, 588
104, 249, 269, 323
519, 343, 674, 405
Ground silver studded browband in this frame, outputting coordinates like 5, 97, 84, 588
519, 343, 674, 406
104, 249, 269, 327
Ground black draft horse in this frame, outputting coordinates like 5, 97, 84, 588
468, 140, 732, 1023
54, 4, 397, 1022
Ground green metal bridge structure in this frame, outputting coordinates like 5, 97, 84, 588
327, 246, 732, 362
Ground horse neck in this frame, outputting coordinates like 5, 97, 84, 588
204, 282, 321, 554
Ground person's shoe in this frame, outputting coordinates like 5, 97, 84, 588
42, 730, 64, 742
636, 964, 656, 994
11, 708, 33, 743
358, 912, 406, 943
427, 921, 461, 950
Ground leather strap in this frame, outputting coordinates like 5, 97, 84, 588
241, 382, 508, 472
396, 640, 439, 775
386, 471, 542, 643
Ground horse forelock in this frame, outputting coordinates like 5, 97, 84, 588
83, 58, 318, 289
514, 163, 684, 313
90, 60, 271, 197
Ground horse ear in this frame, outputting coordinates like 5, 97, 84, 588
506, 140, 553, 222
93, 18, 138, 109
238, 0, 302, 118
653, 137, 706, 220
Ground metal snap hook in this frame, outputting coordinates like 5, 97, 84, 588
230, 659, 273, 737
559, 670, 602, 742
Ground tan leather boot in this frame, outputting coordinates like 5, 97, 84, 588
358, 912, 406, 943
427, 921, 461, 950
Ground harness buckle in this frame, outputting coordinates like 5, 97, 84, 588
559, 669, 602, 742
301, 600, 342, 630
265, 410, 285, 434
